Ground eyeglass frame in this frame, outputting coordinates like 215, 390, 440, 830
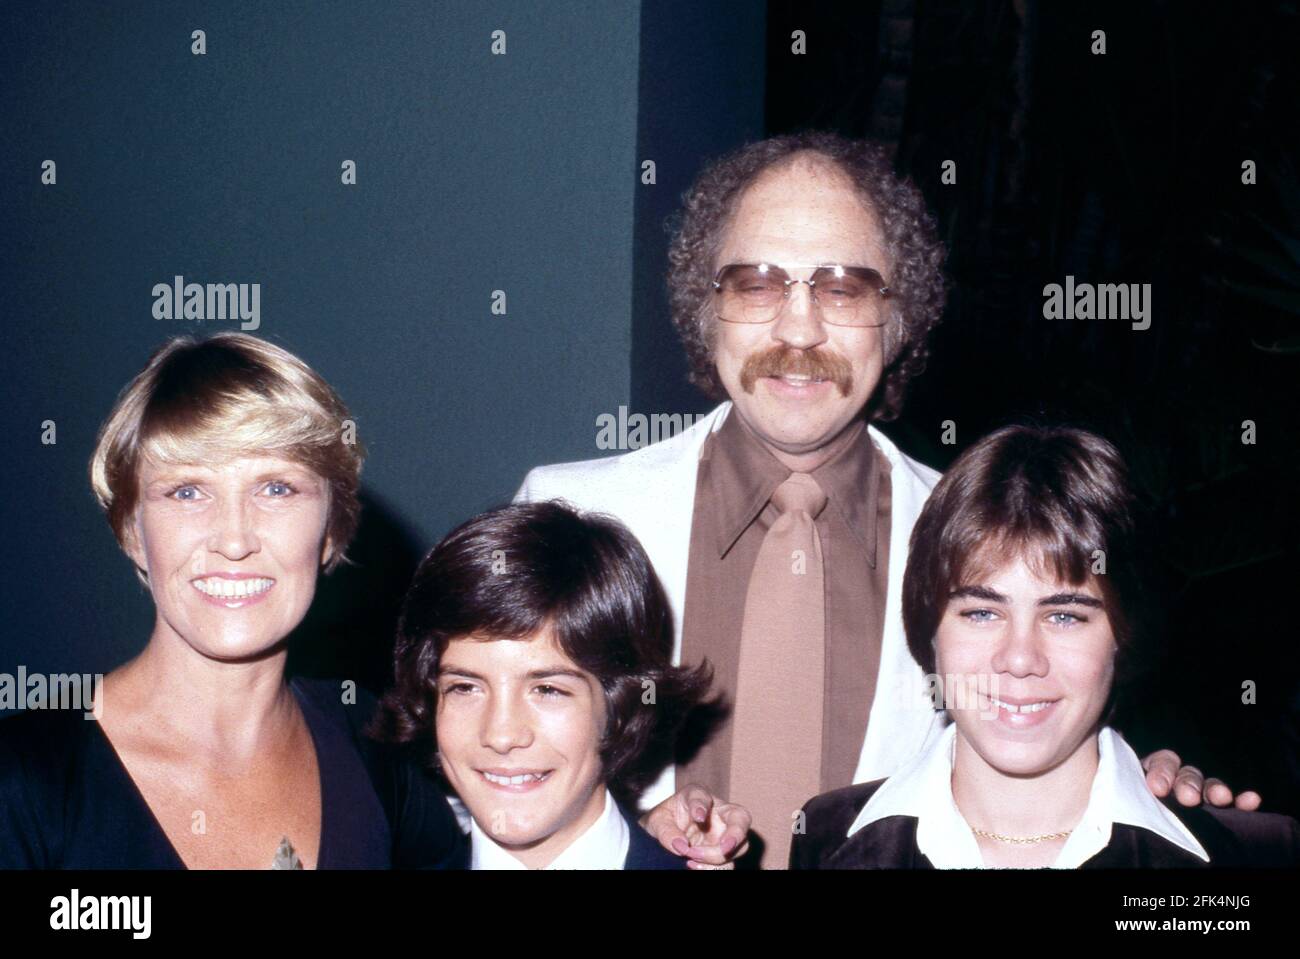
710, 262, 892, 327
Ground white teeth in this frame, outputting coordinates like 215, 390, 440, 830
482, 771, 549, 786
990, 697, 1052, 714
780, 375, 825, 384
192, 577, 275, 599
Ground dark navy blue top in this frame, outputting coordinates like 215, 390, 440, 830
0, 678, 464, 869
444, 801, 687, 870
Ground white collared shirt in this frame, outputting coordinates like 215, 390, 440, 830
469, 787, 630, 870
846, 724, 1209, 868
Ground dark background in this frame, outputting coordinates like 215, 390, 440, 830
2, 1, 1297, 816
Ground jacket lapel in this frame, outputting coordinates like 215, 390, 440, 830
625, 402, 731, 667
852, 427, 945, 785
619, 803, 687, 870
825, 817, 932, 870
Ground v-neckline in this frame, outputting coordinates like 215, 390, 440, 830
88, 677, 328, 870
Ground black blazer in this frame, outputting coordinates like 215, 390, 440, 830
790, 780, 1300, 869
448, 800, 685, 870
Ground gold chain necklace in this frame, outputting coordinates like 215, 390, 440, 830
970, 826, 1073, 845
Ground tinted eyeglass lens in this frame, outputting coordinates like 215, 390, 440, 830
717, 265, 787, 321
812, 267, 872, 308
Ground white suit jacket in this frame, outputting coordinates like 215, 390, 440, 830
514, 400, 947, 808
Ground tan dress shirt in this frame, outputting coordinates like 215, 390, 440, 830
676, 410, 892, 800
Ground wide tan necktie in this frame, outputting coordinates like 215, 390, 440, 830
729, 471, 828, 869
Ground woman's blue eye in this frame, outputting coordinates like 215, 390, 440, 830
961, 609, 996, 623
265, 481, 296, 497
170, 485, 200, 501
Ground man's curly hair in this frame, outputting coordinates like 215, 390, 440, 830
666, 132, 947, 421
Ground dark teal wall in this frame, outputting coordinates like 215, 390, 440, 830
0, 1, 644, 686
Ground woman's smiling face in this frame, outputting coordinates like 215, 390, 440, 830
127, 454, 331, 661
935, 553, 1117, 778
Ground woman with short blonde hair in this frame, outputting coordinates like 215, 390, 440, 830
90, 332, 364, 576
0, 333, 462, 869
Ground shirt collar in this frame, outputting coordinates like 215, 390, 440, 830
700, 410, 881, 565
846, 723, 985, 868
1061, 728, 1209, 866
469, 787, 630, 870
846, 725, 1209, 868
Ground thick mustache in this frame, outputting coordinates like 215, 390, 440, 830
739, 347, 854, 396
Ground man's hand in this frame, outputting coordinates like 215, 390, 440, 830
1141, 750, 1262, 810
640, 783, 752, 870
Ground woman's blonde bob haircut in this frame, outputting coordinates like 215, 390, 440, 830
90, 333, 365, 573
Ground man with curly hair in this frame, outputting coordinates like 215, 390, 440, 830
515, 132, 1238, 868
